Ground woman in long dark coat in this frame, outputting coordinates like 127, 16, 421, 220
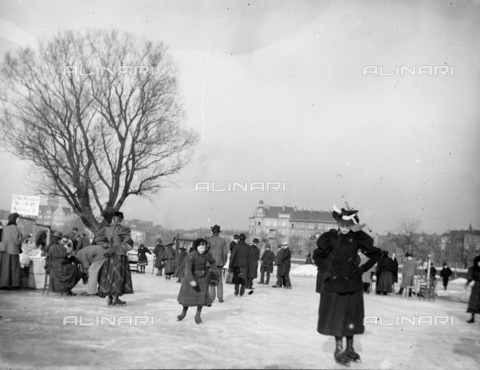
46, 231, 82, 295
376, 251, 397, 295
163, 243, 176, 280
465, 255, 480, 323
316, 205, 381, 367
0, 213, 23, 289
174, 247, 188, 283
137, 244, 151, 274
177, 238, 216, 324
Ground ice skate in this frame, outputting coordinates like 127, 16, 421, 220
334, 346, 351, 367
334, 338, 351, 367
345, 337, 361, 363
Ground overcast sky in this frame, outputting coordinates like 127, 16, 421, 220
0, 0, 479, 234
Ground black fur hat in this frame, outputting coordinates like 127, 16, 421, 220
192, 238, 208, 251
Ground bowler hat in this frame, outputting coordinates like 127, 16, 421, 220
233, 234, 239, 239
252, 238, 260, 243
211, 225, 221, 233
239, 233, 246, 240
114, 211, 124, 219
51, 231, 63, 239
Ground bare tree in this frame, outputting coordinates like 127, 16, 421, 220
0, 29, 198, 232
388, 218, 422, 255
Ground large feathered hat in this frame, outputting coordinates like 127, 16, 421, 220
332, 203, 360, 226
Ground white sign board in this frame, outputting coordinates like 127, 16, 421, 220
11, 194, 41, 216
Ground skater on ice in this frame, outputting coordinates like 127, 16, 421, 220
315, 204, 381, 367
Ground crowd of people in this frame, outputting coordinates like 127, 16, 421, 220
1, 206, 479, 368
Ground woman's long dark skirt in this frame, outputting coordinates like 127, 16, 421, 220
376, 271, 393, 293
467, 281, 480, 314
98, 254, 133, 297
0, 252, 21, 288
318, 289, 365, 337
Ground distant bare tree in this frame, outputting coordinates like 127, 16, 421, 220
388, 218, 422, 255
0, 29, 198, 232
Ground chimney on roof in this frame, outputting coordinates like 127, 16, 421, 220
294, 206, 297, 211
283, 206, 285, 211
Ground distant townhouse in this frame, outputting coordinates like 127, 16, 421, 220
249, 201, 336, 247
440, 226, 480, 267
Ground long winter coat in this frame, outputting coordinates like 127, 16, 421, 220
249, 244, 260, 279
0, 223, 23, 288
277, 248, 291, 277
440, 267, 452, 287
400, 259, 418, 288
96, 223, 134, 296
229, 241, 251, 285
208, 235, 228, 268
230, 241, 251, 269
163, 245, 176, 274
95, 223, 132, 257
177, 251, 216, 306
260, 250, 275, 274
174, 249, 188, 278
316, 229, 381, 337
46, 242, 82, 293
316, 230, 381, 293
153, 244, 166, 269
467, 257, 480, 314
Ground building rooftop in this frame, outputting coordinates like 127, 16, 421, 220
258, 205, 335, 223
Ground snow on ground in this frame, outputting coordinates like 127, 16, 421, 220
289, 266, 471, 302
1, 270, 479, 369
449, 278, 468, 285
290, 264, 317, 277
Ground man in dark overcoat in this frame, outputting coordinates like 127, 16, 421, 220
440, 262, 452, 290
163, 243, 176, 279
275, 242, 292, 289
153, 239, 166, 276
259, 244, 275, 285
396, 253, 417, 296
208, 225, 228, 302
229, 233, 251, 296
272, 246, 285, 287
247, 238, 261, 289
230, 234, 239, 252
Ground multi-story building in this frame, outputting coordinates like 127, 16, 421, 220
440, 226, 480, 267
124, 219, 164, 246
249, 201, 336, 247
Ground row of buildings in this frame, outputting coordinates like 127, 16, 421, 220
247, 200, 480, 264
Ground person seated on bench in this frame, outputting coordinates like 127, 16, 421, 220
45, 231, 82, 296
